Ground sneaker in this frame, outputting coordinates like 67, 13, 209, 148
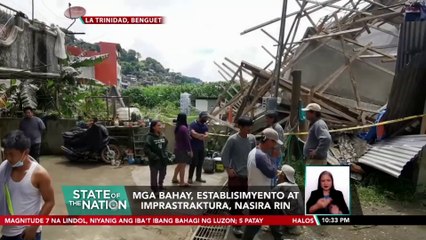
196, 179, 206, 183
232, 226, 244, 238
188, 179, 193, 184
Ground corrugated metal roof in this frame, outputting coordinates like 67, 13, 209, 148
358, 135, 426, 178
396, 21, 426, 74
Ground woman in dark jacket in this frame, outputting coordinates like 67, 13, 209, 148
306, 171, 349, 214
144, 120, 168, 193
172, 113, 193, 187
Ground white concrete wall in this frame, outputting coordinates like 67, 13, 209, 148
195, 99, 208, 112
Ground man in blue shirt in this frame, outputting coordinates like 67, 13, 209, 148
19, 107, 46, 163
188, 112, 209, 183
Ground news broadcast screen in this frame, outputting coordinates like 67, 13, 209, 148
0, 0, 426, 240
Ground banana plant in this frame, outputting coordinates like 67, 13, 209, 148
1, 52, 110, 117
0, 79, 38, 114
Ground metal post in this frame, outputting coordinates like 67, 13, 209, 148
274, 0, 288, 98
32, 0, 34, 21
290, 70, 301, 127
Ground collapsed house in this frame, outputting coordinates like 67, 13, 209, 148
209, 0, 426, 181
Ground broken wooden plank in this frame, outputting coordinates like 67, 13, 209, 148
302, 27, 364, 42
304, 0, 372, 15
261, 28, 279, 43
366, 23, 399, 38
334, 13, 361, 107
240, 0, 340, 35
262, 45, 276, 60
353, 11, 402, 24
315, 43, 372, 93
324, 42, 395, 76
224, 57, 254, 77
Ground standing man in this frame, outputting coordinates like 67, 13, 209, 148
302, 103, 332, 165
188, 111, 209, 184
19, 107, 46, 163
243, 128, 283, 240
221, 117, 257, 238
0, 130, 55, 240
265, 111, 285, 186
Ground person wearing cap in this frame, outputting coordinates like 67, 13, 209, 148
265, 111, 285, 186
243, 164, 304, 239
274, 165, 304, 236
19, 107, 46, 163
221, 117, 257, 238
301, 103, 332, 165
188, 111, 209, 183
244, 128, 283, 240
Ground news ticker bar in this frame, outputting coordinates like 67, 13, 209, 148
0, 215, 425, 226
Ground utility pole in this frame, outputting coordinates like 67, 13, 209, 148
273, 0, 288, 98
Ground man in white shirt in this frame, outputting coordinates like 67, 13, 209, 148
243, 128, 282, 240
0, 130, 55, 240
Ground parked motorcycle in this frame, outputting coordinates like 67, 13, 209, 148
61, 124, 122, 164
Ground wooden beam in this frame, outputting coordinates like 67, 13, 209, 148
314, 43, 372, 93
353, 11, 402, 24
262, 45, 276, 60
302, 27, 364, 42
239, 68, 245, 87
324, 42, 395, 76
234, 77, 259, 122
367, 24, 399, 38
261, 29, 279, 43
240, 0, 340, 35
207, 113, 238, 131
218, 70, 228, 81
290, 71, 302, 127
334, 13, 361, 107
214, 61, 233, 79
313, 98, 359, 123
304, 0, 372, 15
224, 57, 254, 77
361, 0, 399, 13
295, 0, 316, 27
223, 62, 249, 85
210, 65, 242, 115
341, 37, 396, 60
359, 54, 397, 58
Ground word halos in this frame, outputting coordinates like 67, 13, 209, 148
133, 191, 192, 200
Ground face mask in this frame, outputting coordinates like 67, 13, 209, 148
11, 160, 24, 168
9, 152, 26, 168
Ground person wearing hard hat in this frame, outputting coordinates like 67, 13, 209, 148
301, 103, 332, 165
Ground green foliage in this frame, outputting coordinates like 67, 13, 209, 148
0, 80, 38, 112
122, 83, 224, 109
119, 48, 202, 84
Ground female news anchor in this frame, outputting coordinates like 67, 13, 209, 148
306, 171, 349, 214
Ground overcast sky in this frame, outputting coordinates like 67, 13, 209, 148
2, 0, 341, 81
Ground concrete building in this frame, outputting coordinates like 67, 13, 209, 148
67, 42, 122, 87
195, 98, 217, 112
